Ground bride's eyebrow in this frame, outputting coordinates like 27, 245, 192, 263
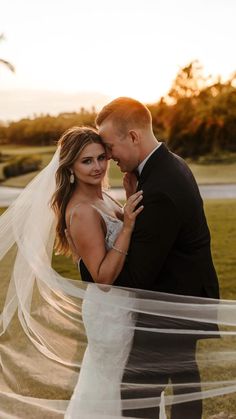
81, 152, 106, 160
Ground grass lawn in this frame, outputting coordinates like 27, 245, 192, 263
0, 153, 54, 186
0, 199, 236, 417
0, 146, 55, 185
189, 162, 236, 185
0, 145, 57, 155
199, 200, 236, 417
205, 200, 236, 300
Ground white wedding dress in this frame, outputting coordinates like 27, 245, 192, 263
64, 207, 136, 418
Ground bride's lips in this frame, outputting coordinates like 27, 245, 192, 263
92, 173, 102, 178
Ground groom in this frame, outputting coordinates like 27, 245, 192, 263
80, 97, 220, 418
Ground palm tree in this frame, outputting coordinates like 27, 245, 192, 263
0, 33, 15, 72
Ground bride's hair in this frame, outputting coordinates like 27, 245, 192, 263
51, 126, 106, 256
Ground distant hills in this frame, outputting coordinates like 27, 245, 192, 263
0, 89, 111, 122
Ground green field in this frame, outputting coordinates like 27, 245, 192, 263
0, 145, 56, 184
199, 200, 236, 417
189, 162, 236, 185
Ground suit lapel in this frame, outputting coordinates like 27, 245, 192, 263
136, 143, 169, 190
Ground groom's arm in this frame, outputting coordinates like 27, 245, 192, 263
114, 191, 181, 289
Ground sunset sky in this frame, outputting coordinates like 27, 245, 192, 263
1, 0, 236, 121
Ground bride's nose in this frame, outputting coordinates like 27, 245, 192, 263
93, 159, 102, 171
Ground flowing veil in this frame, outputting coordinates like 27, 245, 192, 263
0, 147, 236, 418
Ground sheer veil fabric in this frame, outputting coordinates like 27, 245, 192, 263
0, 148, 236, 418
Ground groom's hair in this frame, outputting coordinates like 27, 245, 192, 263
96, 97, 152, 133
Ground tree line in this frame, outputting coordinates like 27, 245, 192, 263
1, 61, 236, 158
0, 109, 96, 147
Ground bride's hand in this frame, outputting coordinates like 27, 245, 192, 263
123, 172, 138, 199
123, 190, 144, 231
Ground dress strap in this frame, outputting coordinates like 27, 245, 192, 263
69, 204, 107, 227
69, 204, 81, 227
90, 205, 106, 219
102, 190, 123, 209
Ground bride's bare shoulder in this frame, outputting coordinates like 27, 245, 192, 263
66, 202, 100, 229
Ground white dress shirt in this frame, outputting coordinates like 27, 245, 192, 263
137, 142, 162, 176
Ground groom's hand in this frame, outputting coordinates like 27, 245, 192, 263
64, 229, 80, 263
123, 172, 138, 199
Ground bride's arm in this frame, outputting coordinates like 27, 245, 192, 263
68, 192, 143, 285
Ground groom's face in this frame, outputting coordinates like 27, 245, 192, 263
98, 120, 139, 173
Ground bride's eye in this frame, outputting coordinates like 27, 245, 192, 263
82, 159, 92, 164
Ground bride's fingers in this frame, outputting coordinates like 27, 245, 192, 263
125, 200, 144, 218
128, 190, 143, 199
131, 190, 143, 199
128, 193, 143, 209
133, 205, 144, 216
125, 205, 144, 222
124, 191, 143, 220
127, 191, 143, 205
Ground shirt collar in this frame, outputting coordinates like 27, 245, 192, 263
137, 142, 162, 175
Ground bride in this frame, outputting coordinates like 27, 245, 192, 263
51, 126, 143, 287
50, 126, 144, 418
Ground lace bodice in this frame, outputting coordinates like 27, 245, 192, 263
91, 206, 123, 250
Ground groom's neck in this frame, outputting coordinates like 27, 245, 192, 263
138, 132, 160, 164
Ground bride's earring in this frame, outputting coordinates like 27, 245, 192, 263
70, 170, 75, 184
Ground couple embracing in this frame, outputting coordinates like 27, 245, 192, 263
0, 97, 219, 419
52, 97, 219, 419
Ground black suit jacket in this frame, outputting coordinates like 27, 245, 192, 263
80, 143, 219, 300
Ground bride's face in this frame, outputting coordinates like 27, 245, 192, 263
72, 143, 108, 185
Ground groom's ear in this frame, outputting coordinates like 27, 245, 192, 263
129, 130, 139, 145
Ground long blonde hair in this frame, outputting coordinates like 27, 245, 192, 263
51, 126, 107, 256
